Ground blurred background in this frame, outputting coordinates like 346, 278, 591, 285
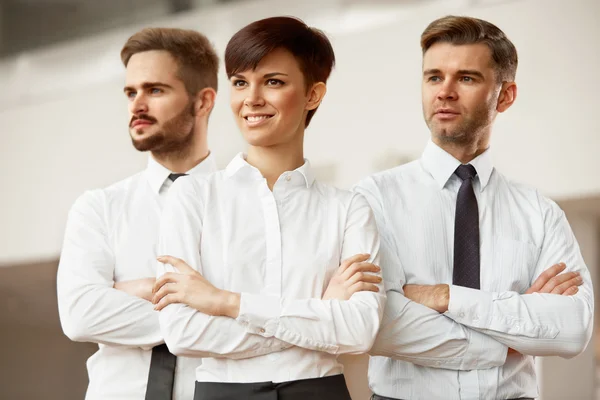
0, 0, 599, 398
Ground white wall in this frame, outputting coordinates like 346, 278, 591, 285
2, 0, 599, 265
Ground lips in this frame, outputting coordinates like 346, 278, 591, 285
131, 119, 155, 128
435, 108, 460, 115
244, 114, 273, 121
243, 114, 274, 127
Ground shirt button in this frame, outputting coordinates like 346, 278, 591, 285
259, 328, 266, 334
459, 312, 465, 318
285, 175, 291, 182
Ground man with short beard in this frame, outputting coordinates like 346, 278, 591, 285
57, 28, 219, 400
355, 16, 593, 400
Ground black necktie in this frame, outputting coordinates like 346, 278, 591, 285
145, 173, 186, 400
168, 173, 187, 182
145, 344, 176, 400
453, 164, 480, 289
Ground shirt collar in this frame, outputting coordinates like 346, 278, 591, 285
421, 139, 494, 191
145, 152, 218, 194
224, 152, 315, 188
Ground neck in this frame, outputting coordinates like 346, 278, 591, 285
432, 131, 490, 164
152, 127, 210, 173
246, 134, 305, 190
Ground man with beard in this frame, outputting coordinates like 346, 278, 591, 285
57, 28, 219, 400
355, 16, 593, 400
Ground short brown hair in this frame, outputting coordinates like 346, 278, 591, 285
225, 16, 335, 127
121, 27, 219, 94
421, 16, 518, 82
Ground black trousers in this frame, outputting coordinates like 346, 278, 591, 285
194, 374, 351, 400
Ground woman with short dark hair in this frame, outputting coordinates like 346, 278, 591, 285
153, 16, 385, 400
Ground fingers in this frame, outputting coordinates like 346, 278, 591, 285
348, 281, 380, 296
152, 272, 181, 294
539, 271, 580, 293
525, 263, 565, 294
339, 253, 370, 272
154, 293, 182, 311
347, 270, 383, 286
157, 255, 195, 274
341, 261, 380, 280
550, 275, 583, 295
152, 282, 176, 305
562, 286, 579, 296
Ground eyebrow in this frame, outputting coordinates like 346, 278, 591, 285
457, 69, 485, 79
123, 82, 173, 93
232, 72, 289, 79
423, 69, 442, 76
423, 68, 485, 80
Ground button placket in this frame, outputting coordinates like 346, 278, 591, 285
258, 181, 282, 298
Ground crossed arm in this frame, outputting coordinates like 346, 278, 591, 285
354, 178, 593, 371
57, 191, 372, 356
151, 180, 386, 359
57, 191, 164, 349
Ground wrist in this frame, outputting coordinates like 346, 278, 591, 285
435, 284, 450, 313
139, 278, 155, 302
220, 290, 241, 318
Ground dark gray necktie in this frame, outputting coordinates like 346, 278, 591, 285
145, 344, 176, 400
168, 173, 187, 182
453, 164, 480, 289
145, 173, 186, 400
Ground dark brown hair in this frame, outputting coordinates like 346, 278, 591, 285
421, 16, 518, 82
121, 27, 219, 94
225, 16, 335, 127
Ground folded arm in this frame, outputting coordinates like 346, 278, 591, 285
235, 194, 385, 355
156, 178, 294, 359
354, 178, 508, 370
57, 191, 163, 348
444, 198, 593, 358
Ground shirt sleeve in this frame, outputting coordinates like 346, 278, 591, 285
157, 177, 293, 359
57, 190, 163, 348
445, 196, 593, 358
236, 193, 386, 355
354, 177, 508, 370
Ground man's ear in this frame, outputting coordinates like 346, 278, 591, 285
497, 81, 517, 113
194, 87, 217, 116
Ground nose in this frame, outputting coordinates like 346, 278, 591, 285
244, 85, 265, 108
130, 93, 149, 115
436, 80, 458, 101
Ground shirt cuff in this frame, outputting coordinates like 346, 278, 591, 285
446, 285, 494, 329
236, 293, 281, 337
460, 327, 508, 369
447, 286, 559, 339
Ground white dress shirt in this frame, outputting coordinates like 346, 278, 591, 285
156, 153, 386, 384
57, 154, 217, 400
354, 140, 593, 400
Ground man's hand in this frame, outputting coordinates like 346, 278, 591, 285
323, 253, 382, 301
114, 278, 155, 302
152, 256, 240, 318
402, 284, 449, 313
525, 262, 581, 295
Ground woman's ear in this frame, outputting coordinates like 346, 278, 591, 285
305, 82, 327, 111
